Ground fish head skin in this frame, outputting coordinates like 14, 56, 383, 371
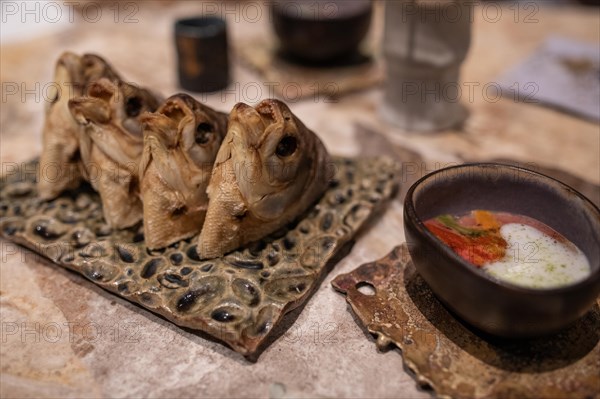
44, 52, 83, 114
80, 53, 121, 85
76, 78, 159, 132
198, 99, 331, 258
68, 78, 161, 174
158, 93, 228, 167
70, 78, 161, 137
226, 99, 325, 220
38, 52, 87, 199
46, 53, 119, 116
139, 94, 228, 249
140, 94, 228, 187
115, 80, 163, 137
44, 52, 119, 113
39, 52, 124, 200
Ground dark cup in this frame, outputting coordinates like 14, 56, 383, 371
271, 0, 373, 64
175, 17, 229, 93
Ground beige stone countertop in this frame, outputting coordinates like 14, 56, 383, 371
1, 1, 598, 398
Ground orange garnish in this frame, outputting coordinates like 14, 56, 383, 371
473, 210, 501, 230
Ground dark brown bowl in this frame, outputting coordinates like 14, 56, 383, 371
271, 0, 372, 64
403, 163, 600, 338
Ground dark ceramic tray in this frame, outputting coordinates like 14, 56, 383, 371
0, 157, 398, 357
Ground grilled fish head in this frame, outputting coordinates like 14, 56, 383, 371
140, 93, 228, 175
68, 78, 162, 229
38, 52, 119, 200
139, 93, 228, 249
69, 78, 161, 170
198, 99, 331, 258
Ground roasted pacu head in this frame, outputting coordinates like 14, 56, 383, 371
69, 78, 162, 229
38, 52, 120, 200
139, 94, 228, 249
197, 99, 331, 259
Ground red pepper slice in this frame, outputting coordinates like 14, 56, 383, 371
425, 218, 507, 267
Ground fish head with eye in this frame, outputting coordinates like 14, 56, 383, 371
142, 94, 228, 166
68, 78, 162, 168
138, 94, 228, 250
198, 99, 331, 258
227, 99, 326, 220
70, 78, 161, 137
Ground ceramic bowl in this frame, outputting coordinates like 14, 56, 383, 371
403, 163, 600, 337
271, 0, 372, 64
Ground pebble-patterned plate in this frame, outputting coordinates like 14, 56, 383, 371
0, 157, 399, 357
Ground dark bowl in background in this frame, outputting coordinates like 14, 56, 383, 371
271, 0, 372, 64
403, 163, 600, 338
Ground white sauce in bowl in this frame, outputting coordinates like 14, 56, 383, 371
483, 223, 591, 289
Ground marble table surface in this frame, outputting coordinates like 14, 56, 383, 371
1, 2, 598, 398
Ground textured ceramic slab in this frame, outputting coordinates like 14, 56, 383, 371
332, 245, 600, 399
0, 157, 398, 357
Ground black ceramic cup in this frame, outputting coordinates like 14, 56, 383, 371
175, 17, 229, 92
403, 163, 600, 338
